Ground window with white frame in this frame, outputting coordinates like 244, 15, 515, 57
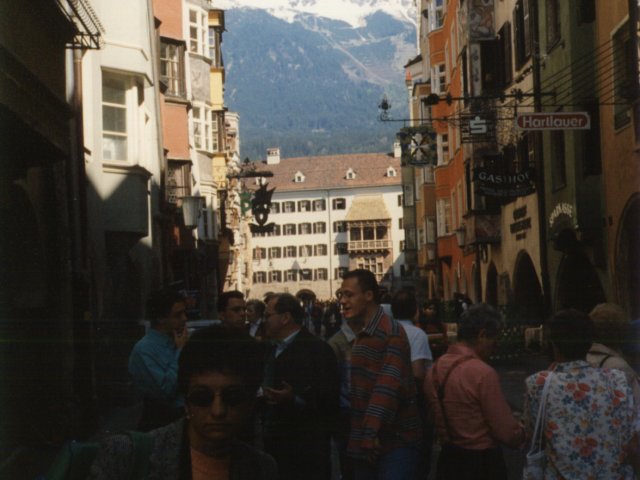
267, 224, 281, 236
298, 200, 311, 212
284, 246, 296, 257
102, 72, 140, 162
300, 269, 312, 281
313, 199, 326, 211
437, 198, 452, 235
253, 271, 267, 283
253, 247, 266, 260
299, 245, 313, 257
314, 268, 328, 281
283, 201, 295, 213
386, 167, 397, 177
269, 247, 281, 259
437, 133, 449, 165
211, 111, 222, 152
313, 222, 326, 234
335, 267, 348, 279
332, 198, 346, 210
283, 224, 296, 235
285, 270, 297, 282
208, 26, 222, 67
432, 63, 447, 94
299, 223, 312, 235
270, 202, 280, 214
345, 168, 356, 180
294, 172, 306, 183
192, 104, 211, 152
429, 0, 444, 31
188, 8, 208, 56
314, 244, 328, 256
269, 270, 282, 283
335, 243, 348, 255
160, 40, 185, 97
333, 221, 346, 233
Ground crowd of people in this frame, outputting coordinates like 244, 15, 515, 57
88, 270, 640, 479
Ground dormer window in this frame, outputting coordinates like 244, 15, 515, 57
386, 167, 397, 177
294, 171, 305, 183
346, 168, 356, 180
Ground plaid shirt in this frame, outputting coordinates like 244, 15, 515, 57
348, 307, 421, 458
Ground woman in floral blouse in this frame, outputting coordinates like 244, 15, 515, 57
523, 309, 639, 479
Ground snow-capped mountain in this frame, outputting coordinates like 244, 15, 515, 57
219, 1, 418, 159
215, 0, 417, 28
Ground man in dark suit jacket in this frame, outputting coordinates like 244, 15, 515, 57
262, 293, 340, 480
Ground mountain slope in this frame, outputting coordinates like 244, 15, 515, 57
222, 6, 416, 159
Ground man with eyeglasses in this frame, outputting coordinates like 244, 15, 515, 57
218, 290, 247, 329
339, 269, 421, 480
260, 293, 340, 480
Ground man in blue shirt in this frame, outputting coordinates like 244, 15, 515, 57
129, 288, 189, 431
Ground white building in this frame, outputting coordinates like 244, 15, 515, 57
246, 149, 406, 300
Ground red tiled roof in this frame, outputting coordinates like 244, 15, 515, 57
248, 152, 402, 192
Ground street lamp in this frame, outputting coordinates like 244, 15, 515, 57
180, 195, 204, 229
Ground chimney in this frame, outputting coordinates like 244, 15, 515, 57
266, 147, 280, 164
394, 142, 402, 159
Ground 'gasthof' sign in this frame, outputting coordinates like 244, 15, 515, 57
516, 112, 591, 130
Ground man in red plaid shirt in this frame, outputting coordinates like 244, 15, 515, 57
339, 269, 421, 480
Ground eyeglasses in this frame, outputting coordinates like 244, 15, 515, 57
186, 387, 255, 408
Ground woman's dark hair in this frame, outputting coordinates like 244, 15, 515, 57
178, 325, 266, 394
545, 309, 594, 360
456, 303, 501, 342
391, 289, 417, 320
147, 288, 185, 326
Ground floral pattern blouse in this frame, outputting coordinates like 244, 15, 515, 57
524, 360, 638, 480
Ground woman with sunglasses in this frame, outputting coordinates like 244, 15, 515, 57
88, 325, 277, 479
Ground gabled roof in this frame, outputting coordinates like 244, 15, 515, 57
249, 152, 401, 192
345, 195, 391, 221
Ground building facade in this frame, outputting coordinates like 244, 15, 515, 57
246, 150, 405, 300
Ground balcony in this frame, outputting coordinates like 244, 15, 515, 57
348, 239, 392, 253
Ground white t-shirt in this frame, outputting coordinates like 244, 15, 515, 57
398, 319, 433, 362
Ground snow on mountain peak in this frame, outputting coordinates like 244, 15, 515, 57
213, 0, 417, 28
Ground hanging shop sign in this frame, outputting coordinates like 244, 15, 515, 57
460, 113, 497, 144
515, 112, 591, 130
473, 167, 536, 197
249, 183, 276, 234
396, 126, 437, 166
548, 202, 576, 236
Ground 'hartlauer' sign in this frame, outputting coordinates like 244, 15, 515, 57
515, 112, 591, 130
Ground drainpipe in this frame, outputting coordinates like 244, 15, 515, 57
629, 0, 640, 145
530, 0, 552, 317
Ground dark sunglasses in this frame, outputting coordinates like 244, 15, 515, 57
186, 387, 255, 408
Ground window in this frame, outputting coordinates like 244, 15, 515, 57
167, 161, 190, 204
333, 221, 346, 233
299, 245, 313, 257
284, 246, 296, 257
160, 40, 185, 97
285, 270, 297, 282
551, 130, 566, 190
427, 217, 437, 243
612, 22, 634, 129
356, 256, 384, 280
312, 199, 326, 211
300, 269, 312, 281
211, 111, 222, 152
513, 0, 531, 69
313, 222, 326, 234
294, 172, 306, 183
437, 134, 449, 165
400, 240, 405, 251
253, 247, 266, 260
334, 267, 348, 279
346, 168, 356, 180
332, 198, 346, 210
270, 202, 280, 214
192, 104, 211, 152
386, 167, 397, 177
314, 269, 328, 281
269, 247, 281, 259
299, 223, 312, 235
432, 64, 447, 94
269, 270, 282, 283
267, 224, 281, 236
102, 72, 139, 162
314, 244, 328, 256
480, 26, 512, 92
283, 224, 296, 235
397, 194, 403, 207
335, 243, 348, 255
350, 228, 362, 241
188, 8, 208, 56
545, 0, 561, 50
298, 200, 311, 212
283, 201, 295, 213
253, 271, 266, 283
208, 26, 222, 67
429, 0, 444, 30
437, 198, 452, 235
399, 218, 403, 229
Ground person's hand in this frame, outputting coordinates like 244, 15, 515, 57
363, 437, 382, 464
264, 381, 294, 405
174, 325, 190, 349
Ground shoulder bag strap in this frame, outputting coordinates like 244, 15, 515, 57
432, 356, 473, 442
528, 372, 554, 456
127, 430, 154, 480
588, 350, 613, 368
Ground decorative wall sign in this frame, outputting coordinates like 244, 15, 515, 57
460, 113, 497, 143
473, 167, 536, 197
249, 183, 276, 234
396, 126, 437, 166
516, 112, 591, 130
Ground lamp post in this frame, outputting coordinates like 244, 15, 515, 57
180, 196, 204, 229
